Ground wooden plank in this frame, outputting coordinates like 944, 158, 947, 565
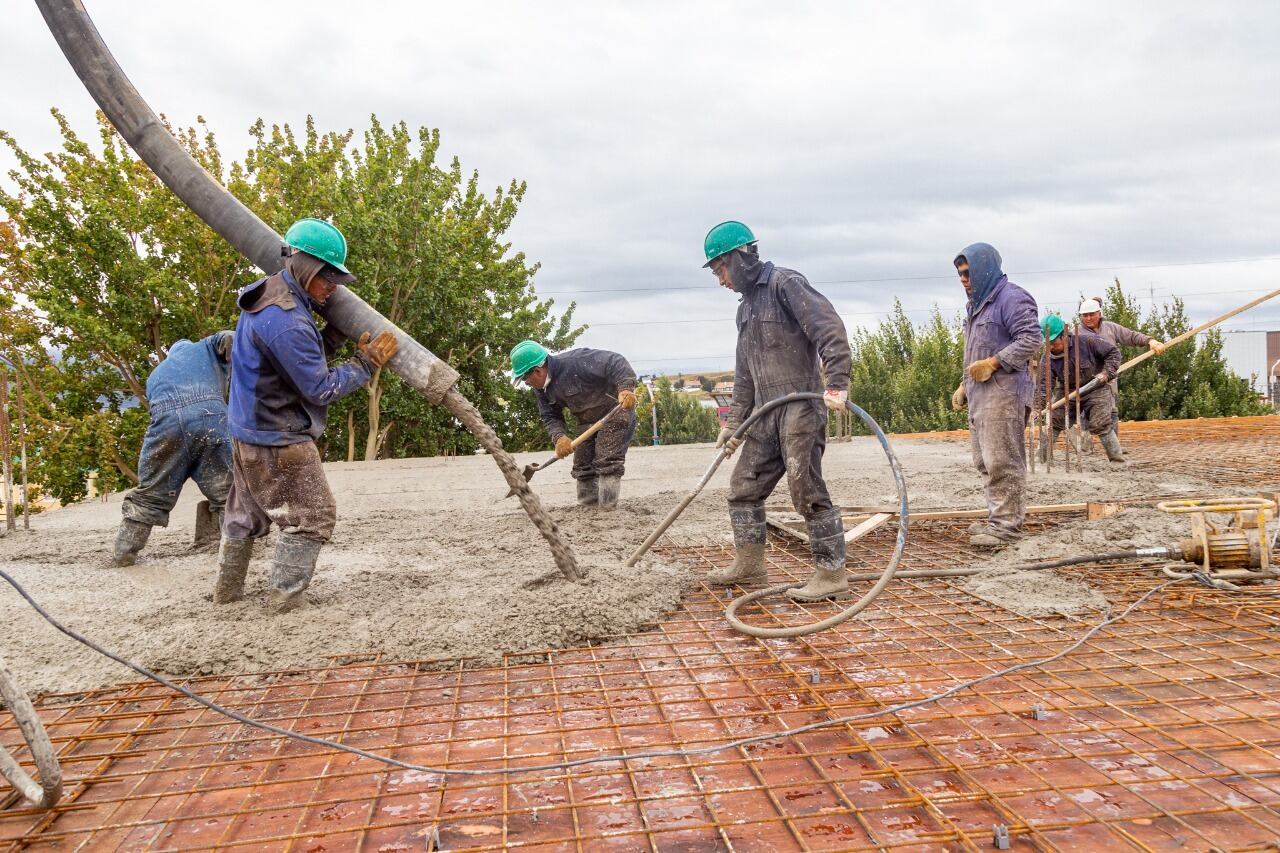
837, 503, 1089, 523
765, 514, 808, 543
845, 512, 893, 544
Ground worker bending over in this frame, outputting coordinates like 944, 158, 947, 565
111, 331, 235, 566
951, 243, 1041, 548
702, 221, 852, 601
1079, 297, 1166, 451
512, 340, 638, 509
1036, 314, 1125, 465
217, 218, 398, 612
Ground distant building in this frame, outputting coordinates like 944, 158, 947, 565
710, 381, 734, 426
1215, 330, 1280, 400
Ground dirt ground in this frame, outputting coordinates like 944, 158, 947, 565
0, 435, 1210, 696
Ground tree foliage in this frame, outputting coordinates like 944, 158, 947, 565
1, 111, 580, 503
632, 377, 720, 446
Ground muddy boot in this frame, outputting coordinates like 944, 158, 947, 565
707, 506, 768, 585
213, 536, 253, 604
970, 526, 1018, 549
597, 475, 621, 510
110, 519, 152, 567
269, 533, 323, 613
1099, 430, 1127, 465
967, 521, 987, 535
788, 509, 849, 601
193, 500, 221, 549
576, 477, 599, 507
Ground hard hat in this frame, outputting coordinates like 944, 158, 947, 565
510, 340, 549, 379
1079, 298, 1102, 315
284, 218, 351, 275
702, 221, 756, 267
1041, 314, 1066, 341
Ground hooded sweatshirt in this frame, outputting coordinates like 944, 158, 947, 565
227, 268, 373, 446
958, 243, 1042, 415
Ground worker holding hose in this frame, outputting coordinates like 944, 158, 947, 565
1035, 314, 1125, 464
512, 340, 639, 509
110, 331, 236, 566
702, 221, 853, 601
952, 243, 1042, 548
1079, 296, 1165, 453
216, 219, 399, 612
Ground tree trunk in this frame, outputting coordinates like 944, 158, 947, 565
363, 368, 382, 461
0, 368, 12, 531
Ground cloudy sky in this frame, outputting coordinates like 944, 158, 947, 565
5, 1, 1280, 375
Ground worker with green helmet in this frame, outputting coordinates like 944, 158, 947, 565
216, 218, 400, 612
700, 220, 853, 601
1034, 313, 1125, 464
511, 340, 639, 509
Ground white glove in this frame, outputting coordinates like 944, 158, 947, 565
715, 427, 742, 456
823, 389, 848, 412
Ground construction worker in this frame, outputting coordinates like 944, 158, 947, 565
216, 218, 399, 612
1035, 314, 1125, 464
1080, 296, 1166, 445
951, 243, 1041, 548
511, 340, 639, 509
701, 221, 852, 601
110, 331, 235, 566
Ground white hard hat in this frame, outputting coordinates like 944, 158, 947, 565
1079, 298, 1102, 315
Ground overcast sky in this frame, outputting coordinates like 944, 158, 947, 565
4, 1, 1280, 375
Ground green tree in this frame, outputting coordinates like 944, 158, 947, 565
698, 375, 714, 393
632, 377, 720, 446
0, 110, 580, 501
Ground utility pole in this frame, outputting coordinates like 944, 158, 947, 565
644, 375, 660, 446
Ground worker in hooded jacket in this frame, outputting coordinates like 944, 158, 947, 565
216, 218, 398, 612
511, 340, 639, 509
1079, 296, 1166, 452
700, 221, 853, 601
1034, 314, 1125, 464
951, 243, 1041, 547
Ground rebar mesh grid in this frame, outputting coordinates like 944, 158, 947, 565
6, 517, 1280, 851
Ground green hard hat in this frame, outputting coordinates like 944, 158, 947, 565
510, 340, 549, 379
702, 220, 756, 267
1041, 314, 1065, 341
284, 218, 351, 275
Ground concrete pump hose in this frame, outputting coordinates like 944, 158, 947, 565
723, 394, 909, 638
0, 659, 62, 809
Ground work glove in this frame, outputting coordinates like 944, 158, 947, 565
1095, 370, 1110, 384
215, 331, 235, 361
356, 330, 399, 369
618, 388, 637, 410
951, 383, 967, 411
966, 355, 1001, 383
823, 388, 848, 412
1149, 339, 1167, 355
554, 435, 574, 459
715, 427, 742, 456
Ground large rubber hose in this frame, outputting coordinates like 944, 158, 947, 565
33, 0, 581, 582
722, 394, 909, 638
0, 659, 62, 808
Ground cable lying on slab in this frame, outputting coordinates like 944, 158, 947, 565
0, 565, 1188, 787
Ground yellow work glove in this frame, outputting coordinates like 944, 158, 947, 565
357, 331, 399, 369
967, 355, 1001, 383
951, 383, 967, 411
618, 388, 637, 410
1149, 339, 1167, 355
554, 435, 574, 459
715, 427, 742, 456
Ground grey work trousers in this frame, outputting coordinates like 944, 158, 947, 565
969, 400, 1029, 537
1051, 389, 1115, 436
727, 399, 833, 517
223, 440, 337, 543
570, 410, 637, 481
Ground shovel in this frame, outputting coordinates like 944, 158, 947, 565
502, 403, 625, 499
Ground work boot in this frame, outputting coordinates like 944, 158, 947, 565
788, 508, 849, 601
576, 477, 599, 507
1099, 430, 1127, 465
193, 501, 223, 550
706, 506, 768, 585
213, 536, 254, 604
268, 533, 323, 613
597, 475, 622, 511
967, 521, 987, 535
110, 519, 152, 567
970, 526, 1018, 549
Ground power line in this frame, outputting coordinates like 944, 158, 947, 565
539, 254, 1280, 296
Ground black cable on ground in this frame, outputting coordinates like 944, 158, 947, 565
0, 564, 1186, 781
